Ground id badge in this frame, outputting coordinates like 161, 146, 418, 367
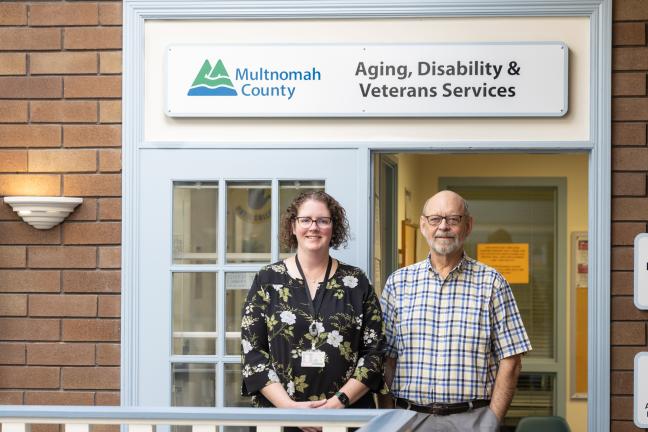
301, 350, 325, 367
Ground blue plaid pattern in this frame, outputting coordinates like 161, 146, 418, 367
381, 255, 531, 404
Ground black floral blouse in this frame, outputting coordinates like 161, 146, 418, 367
241, 260, 386, 407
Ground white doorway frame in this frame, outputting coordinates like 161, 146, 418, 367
122, 1, 611, 431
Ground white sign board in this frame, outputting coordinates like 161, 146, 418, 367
635, 352, 648, 428
166, 43, 568, 117
635, 233, 648, 310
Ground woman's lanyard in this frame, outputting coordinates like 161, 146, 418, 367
295, 254, 332, 368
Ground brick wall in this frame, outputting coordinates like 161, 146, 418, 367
612, 1, 648, 431
0, 1, 122, 407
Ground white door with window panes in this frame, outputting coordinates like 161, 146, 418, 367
137, 149, 362, 415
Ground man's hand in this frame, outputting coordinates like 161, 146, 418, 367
489, 354, 522, 421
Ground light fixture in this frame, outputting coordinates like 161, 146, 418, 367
3, 196, 83, 230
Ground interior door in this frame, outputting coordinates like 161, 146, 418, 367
137, 149, 362, 410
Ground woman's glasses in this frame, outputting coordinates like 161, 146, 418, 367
295, 217, 333, 228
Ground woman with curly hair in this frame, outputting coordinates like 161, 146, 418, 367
240, 191, 386, 429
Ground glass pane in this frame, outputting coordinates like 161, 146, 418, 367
171, 363, 216, 407
451, 186, 556, 360
173, 273, 217, 355
225, 272, 256, 355
279, 180, 325, 256
224, 363, 253, 407
505, 373, 555, 428
227, 182, 272, 263
173, 182, 218, 264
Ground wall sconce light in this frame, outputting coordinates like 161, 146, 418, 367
4, 196, 83, 230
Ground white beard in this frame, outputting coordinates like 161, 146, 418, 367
431, 236, 461, 256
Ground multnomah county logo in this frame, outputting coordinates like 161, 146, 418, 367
187, 59, 237, 96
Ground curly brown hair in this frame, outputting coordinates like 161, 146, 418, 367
280, 191, 350, 250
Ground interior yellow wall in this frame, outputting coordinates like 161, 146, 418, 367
395, 152, 588, 432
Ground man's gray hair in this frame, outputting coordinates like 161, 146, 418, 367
421, 191, 470, 216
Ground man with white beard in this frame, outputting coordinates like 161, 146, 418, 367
380, 190, 531, 432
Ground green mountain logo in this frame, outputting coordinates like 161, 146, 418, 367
187, 59, 238, 96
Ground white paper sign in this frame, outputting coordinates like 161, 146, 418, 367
166, 43, 568, 117
635, 233, 648, 310
635, 352, 648, 428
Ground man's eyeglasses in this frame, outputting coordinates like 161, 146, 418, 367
423, 214, 464, 226
295, 217, 333, 228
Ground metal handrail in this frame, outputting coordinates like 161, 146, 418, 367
0, 406, 417, 432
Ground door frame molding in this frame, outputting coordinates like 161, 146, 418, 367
123, 2, 611, 431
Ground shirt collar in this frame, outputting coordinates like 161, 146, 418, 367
426, 251, 469, 276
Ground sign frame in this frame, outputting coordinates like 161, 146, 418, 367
634, 352, 648, 428
634, 233, 648, 310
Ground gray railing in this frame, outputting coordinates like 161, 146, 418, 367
0, 406, 417, 432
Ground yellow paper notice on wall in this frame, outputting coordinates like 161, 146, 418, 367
476, 243, 529, 285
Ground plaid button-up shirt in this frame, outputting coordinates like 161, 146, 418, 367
380, 254, 531, 404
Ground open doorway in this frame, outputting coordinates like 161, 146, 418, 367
372, 152, 589, 432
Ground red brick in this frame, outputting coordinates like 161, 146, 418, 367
62, 366, 119, 390
31, 425, 58, 432
64, 76, 121, 99
0, 222, 60, 244
614, 0, 648, 20
613, 22, 646, 46
612, 296, 648, 320
27, 343, 95, 365
99, 247, 120, 269
0, 366, 59, 388
612, 172, 646, 195
99, 198, 120, 221
30, 3, 98, 26
29, 295, 97, 318
29, 149, 97, 173
95, 392, 119, 406
0, 174, 60, 196
612, 222, 646, 246
96, 344, 119, 366
0, 343, 25, 364
62, 319, 119, 341
28, 246, 97, 269
611, 121, 644, 146
0, 391, 22, 404
613, 98, 648, 121
0, 198, 19, 220
98, 3, 121, 25
0, 150, 27, 172
615, 47, 648, 71
63, 222, 120, 245
613, 73, 646, 96
99, 101, 121, 124
612, 247, 633, 270
0, 53, 26, 76
64, 28, 121, 50
0, 294, 26, 316
612, 271, 634, 295
0, 28, 60, 50
611, 371, 634, 395
0, 101, 27, 123
0, 318, 59, 340
612, 147, 648, 170
611, 321, 646, 345
98, 295, 119, 317
0, 270, 60, 293
64, 174, 121, 197
64, 198, 96, 222
99, 52, 121, 74
0, 125, 61, 148
0, 77, 61, 99
613, 197, 648, 220
63, 271, 119, 293
25, 391, 94, 405
611, 396, 634, 420
64, 125, 121, 148
610, 420, 647, 432
99, 150, 121, 172
0, 246, 26, 268
0, 3, 27, 25
31, 52, 98, 75
31, 101, 97, 123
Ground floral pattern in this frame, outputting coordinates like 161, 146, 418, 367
241, 260, 386, 407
